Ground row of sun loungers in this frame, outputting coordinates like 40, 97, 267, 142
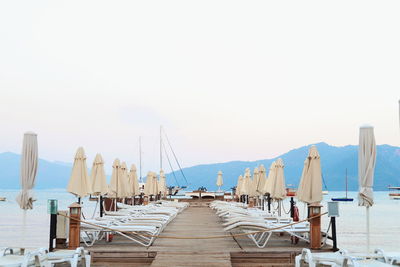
0, 247, 90, 267
80, 200, 188, 247
296, 248, 400, 267
210, 200, 314, 248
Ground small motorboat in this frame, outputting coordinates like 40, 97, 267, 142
0, 197, 6, 201
388, 186, 400, 200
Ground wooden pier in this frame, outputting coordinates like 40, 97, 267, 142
88, 204, 331, 267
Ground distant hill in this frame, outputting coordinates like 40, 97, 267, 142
165, 142, 400, 191
0, 152, 72, 189
1, 142, 400, 190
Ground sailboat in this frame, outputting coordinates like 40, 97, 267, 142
159, 126, 188, 195
331, 169, 353, 202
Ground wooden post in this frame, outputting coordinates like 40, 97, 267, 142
143, 196, 149, 205
248, 197, 255, 208
309, 203, 322, 249
68, 202, 81, 250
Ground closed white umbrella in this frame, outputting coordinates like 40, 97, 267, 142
90, 154, 108, 196
358, 125, 377, 253
296, 145, 323, 204
108, 158, 121, 198
129, 164, 140, 196
216, 170, 223, 191
16, 132, 38, 210
67, 147, 92, 198
159, 170, 167, 195
270, 158, 286, 200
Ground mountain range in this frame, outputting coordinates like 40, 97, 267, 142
1, 142, 399, 191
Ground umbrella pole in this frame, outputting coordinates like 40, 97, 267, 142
278, 200, 281, 217
99, 196, 103, 217
366, 206, 370, 253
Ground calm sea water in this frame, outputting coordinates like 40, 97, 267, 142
0, 190, 399, 252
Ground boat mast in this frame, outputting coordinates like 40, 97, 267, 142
139, 136, 142, 183
345, 168, 348, 198
160, 125, 163, 171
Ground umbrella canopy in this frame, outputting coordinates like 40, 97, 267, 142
241, 168, 251, 195
67, 147, 92, 198
358, 126, 376, 207
108, 158, 122, 198
90, 153, 108, 196
129, 164, 140, 196
296, 145, 323, 204
257, 165, 267, 195
119, 162, 130, 197
269, 158, 286, 200
16, 132, 38, 210
262, 161, 276, 194
158, 170, 167, 194
251, 167, 260, 197
236, 175, 243, 196
144, 171, 156, 195
216, 170, 223, 188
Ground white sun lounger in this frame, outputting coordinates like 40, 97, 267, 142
81, 221, 160, 247
296, 248, 394, 267
295, 248, 348, 267
374, 248, 400, 265
46, 247, 91, 267
224, 221, 311, 248
0, 248, 48, 267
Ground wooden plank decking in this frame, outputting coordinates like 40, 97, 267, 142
149, 206, 239, 266
88, 204, 331, 267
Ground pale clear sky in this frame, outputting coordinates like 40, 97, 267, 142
0, 1, 399, 173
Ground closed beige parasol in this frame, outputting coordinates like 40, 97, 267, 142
269, 158, 286, 200
236, 175, 243, 196
257, 165, 267, 195
296, 145, 323, 204
90, 153, 108, 196
262, 161, 276, 195
241, 168, 251, 196
158, 170, 167, 194
216, 170, 223, 191
358, 125, 377, 253
251, 167, 260, 197
108, 159, 121, 198
67, 147, 92, 198
144, 171, 156, 196
129, 164, 140, 196
119, 162, 130, 197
